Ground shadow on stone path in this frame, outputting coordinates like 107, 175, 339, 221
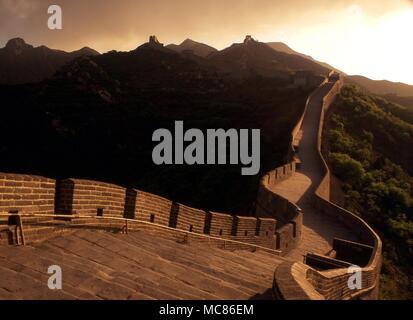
269, 82, 357, 262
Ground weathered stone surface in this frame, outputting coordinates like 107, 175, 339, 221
0, 229, 284, 300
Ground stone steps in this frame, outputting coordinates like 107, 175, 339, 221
71, 231, 249, 299
122, 232, 278, 292
0, 253, 98, 300
0, 229, 284, 300
38, 236, 217, 300
0, 263, 76, 300
102, 232, 263, 297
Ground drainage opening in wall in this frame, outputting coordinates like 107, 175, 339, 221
276, 234, 281, 250
150, 214, 155, 223
219, 229, 223, 236
8, 209, 19, 226
189, 225, 193, 232
97, 208, 104, 217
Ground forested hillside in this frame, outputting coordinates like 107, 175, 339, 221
324, 85, 413, 299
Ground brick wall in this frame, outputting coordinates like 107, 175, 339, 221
0, 173, 55, 215
132, 190, 173, 226
255, 161, 302, 256
209, 211, 234, 238
175, 203, 206, 234
234, 216, 257, 243
0, 173, 279, 250
257, 218, 277, 248
275, 223, 294, 252
264, 162, 296, 186
55, 179, 126, 217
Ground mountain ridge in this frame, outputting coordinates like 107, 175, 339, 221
166, 39, 218, 58
2, 36, 413, 100
266, 41, 343, 74
0, 38, 100, 84
207, 36, 330, 78
346, 75, 413, 98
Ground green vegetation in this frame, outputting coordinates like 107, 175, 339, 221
325, 85, 413, 299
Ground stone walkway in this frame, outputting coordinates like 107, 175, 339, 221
0, 229, 284, 300
269, 81, 357, 262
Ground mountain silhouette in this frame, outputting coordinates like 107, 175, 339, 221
0, 38, 99, 84
0, 35, 335, 87
346, 75, 413, 97
166, 39, 218, 58
4, 35, 413, 102
266, 42, 342, 73
90, 36, 211, 89
208, 36, 330, 78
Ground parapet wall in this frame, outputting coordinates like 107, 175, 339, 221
0, 173, 55, 216
255, 156, 302, 255
131, 190, 172, 226
175, 203, 206, 234
0, 173, 279, 251
254, 81, 310, 256
209, 211, 234, 237
290, 76, 328, 158
55, 179, 127, 217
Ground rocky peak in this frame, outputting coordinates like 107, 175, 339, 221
181, 39, 196, 46
4, 38, 32, 54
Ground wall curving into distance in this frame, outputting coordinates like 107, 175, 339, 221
307, 77, 382, 300
0, 174, 283, 252
270, 73, 382, 300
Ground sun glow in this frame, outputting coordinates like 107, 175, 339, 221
278, 6, 413, 84
363, 9, 413, 84
339, 7, 413, 84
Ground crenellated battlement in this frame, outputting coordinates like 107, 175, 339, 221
0, 173, 281, 251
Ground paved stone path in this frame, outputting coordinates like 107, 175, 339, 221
0, 229, 284, 300
269, 81, 357, 262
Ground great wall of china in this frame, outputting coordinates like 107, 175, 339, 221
0, 72, 382, 300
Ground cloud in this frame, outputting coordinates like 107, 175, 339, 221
0, 0, 37, 18
0, 0, 409, 51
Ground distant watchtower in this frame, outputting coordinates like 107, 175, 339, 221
148, 35, 164, 47
244, 35, 255, 43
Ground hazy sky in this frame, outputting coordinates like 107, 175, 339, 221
1, 0, 413, 84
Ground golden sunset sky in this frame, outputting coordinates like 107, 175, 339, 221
1, 0, 413, 84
